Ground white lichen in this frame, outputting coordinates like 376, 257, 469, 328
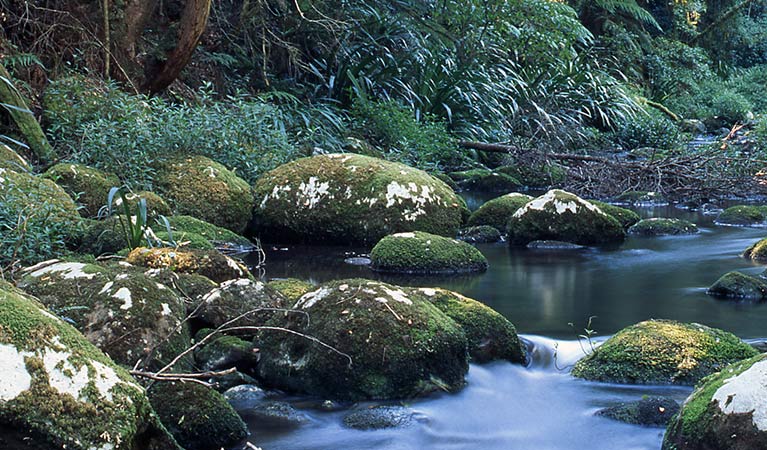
295, 287, 332, 309
29, 262, 100, 280
512, 189, 604, 218
113, 288, 133, 310
298, 176, 331, 209
712, 359, 767, 431
0, 344, 32, 401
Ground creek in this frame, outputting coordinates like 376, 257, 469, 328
246, 198, 767, 450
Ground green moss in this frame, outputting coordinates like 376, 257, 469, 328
143, 270, 217, 306
589, 201, 640, 229
743, 238, 767, 262
154, 155, 254, 233
148, 381, 247, 450
448, 169, 521, 192
196, 278, 285, 328
571, 320, 758, 385
495, 163, 567, 188
370, 231, 489, 274
707, 271, 767, 300
415, 288, 526, 364
166, 215, 253, 248
43, 163, 119, 218
78, 216, 129, 256
195, 334, 259, 372
431, 172, 459, 191
628, 218, 699, 236
467, 193, 533, 231
267, 278, 315, 302
458, 225, 502, 243
118, 191, 173, 218
125, 247, 250, 283
715, 205, 767, 226
0, 283, 180, 449
257, 279, 469, 400
154, 231, 214, 250
0, 169, 81, 235
0, 144, 31, 172
507, 190, 625, 246
253, 153, 465, 244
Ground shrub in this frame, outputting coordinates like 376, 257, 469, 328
615, 109, 681, 151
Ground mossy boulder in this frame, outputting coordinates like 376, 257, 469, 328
662, 354, 767, 450
154, 155, 254, 233
467, 193, 533, 231
252, 153, 465, 244
0, 143, 31, 172
125, 247, 250, 283
448, 168, 522, 192
114, 190, 173, 218
154, 230, 215, 250
571, 320, 758, 385
414, 287, 526, 364
195, 333, 260, 373
596, 396, 680, 427
370, 231, 489, 274
507, 189, 626, 246
257, 279, 469, 400
166, 215, 254, 250
143, 269, 218, 307
43, 163, 119, 218
431, 172, 459, 191
496, 163, 567, 188
0, 283, 180, 449
196, 278, 286, 328
707, 271, 767, 300
628, 218, 699, 236
458, 225, 502, 243
78, 216, 130, 255
715, 205, 767, 226
148, 381, 248, 450
17, 261, 191, 370
589, 201, 640, 229
267, 278, 315, 302
743, 238, 767, 262
614, 191, 667, 206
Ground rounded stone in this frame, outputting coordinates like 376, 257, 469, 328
343, 406, 415, 430
467, 192, 533, 231
716, 205, 767, 226
43, 163, 119, 218
596, 396, 680, 427
707, 271, 767, 300
458, 225, 502, 243
628, 218, 699, 236
370, 231, 489, 274
447, 169, 521, 192
589, 200, 640, 229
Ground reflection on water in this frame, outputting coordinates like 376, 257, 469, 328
245, 203, 767, 449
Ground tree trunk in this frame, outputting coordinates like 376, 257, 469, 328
144, 0, 212, 94
0, 64, 55, 165
691, 0, 755, 44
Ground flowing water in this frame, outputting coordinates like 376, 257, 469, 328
246, 199, 767, 450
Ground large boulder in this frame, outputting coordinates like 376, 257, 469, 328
252, 153, 465, 244
0, 282, 180, 449
447, 169, 521, 192
43, 163, 119, 217
716, 205, 767, 226
628, 218, 699, 236
571, 320, 757, 385
597, 396, 680, 427
662, 353, 767, 450
257, 279, 469, 400
588, 201, 640, 229
196, 278, 286, 328
507, 189, 626, 246
467, 192, 533, 231
458, 225, 502, 244
0, 143, 31, 171
125, 247, 250, 283
17, 261, 191, 370
708, 271, 767, 300
414, 287, 526, 364
743, 237, 767, 262
154, 155, 254, 233
148, 381, 248, 450
267, 278, 315, 303
370, 231, 489, 274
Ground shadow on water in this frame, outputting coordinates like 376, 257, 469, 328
245, 203, 767, 449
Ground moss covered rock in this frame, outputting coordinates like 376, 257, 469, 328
414, 288, 526, 364
496, 163, 567, 188
43, 163, 119, 218
197, 278, 286, 328
148, 381, 248, 450
0, 143, 31, 172
154, 230, 215, 250
17, 261, 191, 370
743, 238, 767, 262
267, 278, 315, 303
589, 201, 640, 229
154, 155, 254, 233
125, 247, 250, 283
252, 153, 465, 244
662, 354, 767, 450
715, 205, 767, 226
596, 396, 680, 427
467, 193, 533, 231
448, 168, 522, 192
628, 218, 699, 236
507, 190, 626, 246
167, 215, 254, 250
458, 225, 502, 243
195, 333, 260, 373
370, 231, 489, 274
78, 216, 130, 256
143, 269, 218, 308
114, 190, 173, 218
707, 271, 767, 300
571, 320, 758, 385
257, 279, 469, 400
0, 283, 180, 449
614, 191, 667, 206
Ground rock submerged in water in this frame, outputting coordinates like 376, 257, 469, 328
628, 218, 699, 236
526, 240, 585, 250
707, 271, 767, 300
663, 354, 767, 450
588, 200, 640, 229
613, 191, 667, 206
743, 237, 767, 262
571, 320, 758, 385
252, 153, 465, 244
596, 396, 680, 427
467, 192, 533, 231
257, 279, 469, 400
507, 189, 625, 247
343, 406, 415, 430
448, 168, 522, 192
370, 231, 489, 274
459, 225, 502, 243
715, 205, 767, 226
0, 281, 180, 449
